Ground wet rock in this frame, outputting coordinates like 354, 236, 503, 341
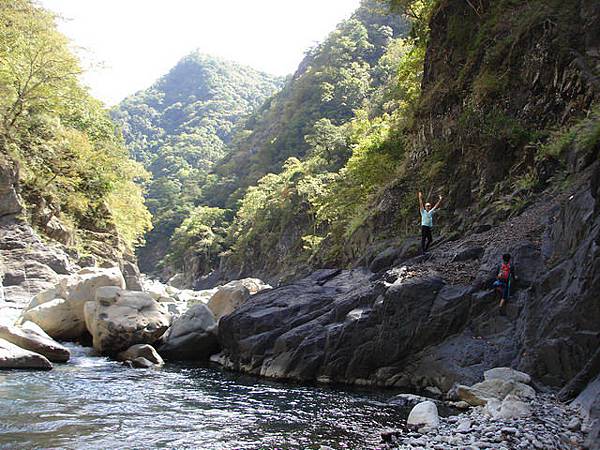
0, 337, 52, 370
389, 393, 439, 408
130, 357, 155, 369
0, 321, 69, 362
84, 287, 170, 354
407, 401, 439, 429
117, 344, 163, 367
159, 304, 219, 360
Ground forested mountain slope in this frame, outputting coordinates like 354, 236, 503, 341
164, 1, 411, 286
111, 54, 283, 273
178, 0, 599, 287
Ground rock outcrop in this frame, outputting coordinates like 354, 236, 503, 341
159, 304, 219, 361
84, 287, 170, 354
0, 337, 52, 370
216, 166, 600, 405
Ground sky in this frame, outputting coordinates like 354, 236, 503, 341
38, 0, 362, 106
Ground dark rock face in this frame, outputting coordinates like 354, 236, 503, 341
218, 168, 600, 398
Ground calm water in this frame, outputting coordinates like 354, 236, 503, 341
0, 344, 406, 450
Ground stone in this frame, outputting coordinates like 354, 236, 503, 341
407, 401, 440, 429
0, 321, 70, 362
456, 418, 472, 432
22, 298, 85, 340
44, 216, 74, 246
566, 417, 581, 431
159, 304, 219, 361
0, 158, 24, 217
457, 379, 535, 406
207, 281, 251, 321
58, 266, 126, 323
452, 245, 485, 262
117, 344, 163, 367
130, 357, 155, 369
484, 367, 531, 385
0, 337, 52, 370
27, 287, 60, 310
84, 288, 170, 354
122, 261, 143, 291
497, 395, 532, 419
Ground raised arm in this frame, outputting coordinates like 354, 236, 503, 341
433, 194, 443, 210
418, 191, 424, 211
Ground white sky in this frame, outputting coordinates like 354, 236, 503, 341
38, 0, 362, 106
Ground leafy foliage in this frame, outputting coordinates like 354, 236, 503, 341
0, 0, 151, 251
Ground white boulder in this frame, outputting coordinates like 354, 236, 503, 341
407, 400, 440, 429
484, 367, 531, 385
22, 298, 85, 340
0, 321, 70, 362
117, 344, 163, 368
0, 337, 52, 370
207, 278, 271, 321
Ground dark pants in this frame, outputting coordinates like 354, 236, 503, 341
494, 280, 510, 299
421, 225, 432, 253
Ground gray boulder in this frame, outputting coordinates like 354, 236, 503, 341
84, 287, 170, 354
159, 304, 219, 361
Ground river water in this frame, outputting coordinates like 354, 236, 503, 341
0, 344, 407, 450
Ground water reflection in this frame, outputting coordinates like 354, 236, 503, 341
0, 344, 404, 449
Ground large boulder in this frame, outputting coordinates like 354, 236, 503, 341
84, 287, 170, 354
456, 375, 536, 406
207, 281, 251, 320
22, 298, 85, 340
0, 337, 52, 370
58, 266, 126, 320
159, 304, 219, 360
0, 321, 70, 362
407, 401, 439, 429
484, 394, 532, 419
117, 344, 163, 368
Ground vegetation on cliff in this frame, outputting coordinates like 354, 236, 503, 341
0, 0, 151, 255
171, 0, 598, 283
111, 53, 283, 272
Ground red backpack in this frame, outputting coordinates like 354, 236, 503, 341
498, 262, 511, 282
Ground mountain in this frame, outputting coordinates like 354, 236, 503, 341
111, 53, 283, 273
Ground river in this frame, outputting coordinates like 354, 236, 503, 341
0, 344, 406, 450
